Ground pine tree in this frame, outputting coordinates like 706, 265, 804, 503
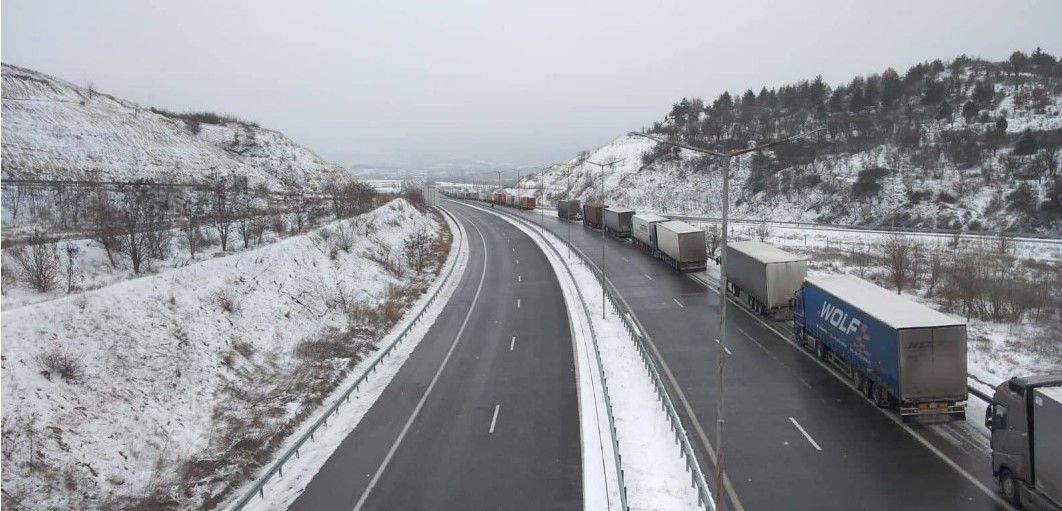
995, 116, 1008, 133
1014, 129, 1038, 155
937, 100, 953, 120
880, 68, 902, 109
961, 100, 979, 123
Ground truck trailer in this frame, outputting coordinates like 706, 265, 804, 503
655, 220, 707, 271
792, 274, 967, 421
603, 207, 635, 237
726, 241, 808, 314
988, 375, 1062, 510
583, 203, 606, 229
493, 192, 505, 204
632, 213, 669, 252
519, 196, 537, 210
557, 200, 582, 221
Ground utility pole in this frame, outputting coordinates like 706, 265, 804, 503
629, 127, 824, 511
585, 158, 622, 318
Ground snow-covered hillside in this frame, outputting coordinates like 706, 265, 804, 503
1, 198, 447, 509
1, 64, 343, 189
520, 52, 1062, 235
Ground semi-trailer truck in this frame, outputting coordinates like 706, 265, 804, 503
603, 207, 635, 237
583, 203, 606, 229
655, 220, 707, 271
725, 240, 807, 314
557, 200, 582, 220
632, 213, 669, 253
987, 375, 1062, 510
792, 274, 967, 421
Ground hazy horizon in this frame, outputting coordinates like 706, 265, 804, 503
4, 0, 1061, 170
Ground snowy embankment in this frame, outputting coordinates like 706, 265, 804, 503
466, 202, 704, 511
232, 207, 467, 511
1, 199, 449, 509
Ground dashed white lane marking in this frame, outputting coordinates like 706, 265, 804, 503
644, 274, 653, 280
489, 404, 501, 434
673, 298, 685, 308
714, 338, 733, 355
789, 417, 822, 451
516, 299, 521, 309
516, 259, 520, 265
510, 336, 516, 351
623, 257, 630, 263
518, 275, 522, 282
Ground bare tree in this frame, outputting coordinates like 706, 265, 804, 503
62, 243, 81, 293
208, 178, 236, 251
115, 182, 167, 274
180, 191, 209, 259
88, 188, 124, 268
10, 232, 61, 292
881, 233, 914, 294
402, 227, 434, 272
754, 221, 770, 241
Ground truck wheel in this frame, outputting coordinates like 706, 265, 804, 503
999, 469, 1021, 506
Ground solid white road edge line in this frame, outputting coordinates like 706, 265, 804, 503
352, 212, 491, 511
673, 298, 685, 308
510, 336, 516, 351
788, 417, 822, 451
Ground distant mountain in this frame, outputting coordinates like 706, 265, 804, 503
520, 50, 1062, 235
1, 63, 343, 189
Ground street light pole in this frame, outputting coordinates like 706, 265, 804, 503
585, 158, 621, 319
628, 127, 824, 511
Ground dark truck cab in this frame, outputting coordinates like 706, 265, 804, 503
986, 375, 1062, 510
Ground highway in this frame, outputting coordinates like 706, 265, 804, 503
489, 202, 1009, 511
289, 204, 582, 510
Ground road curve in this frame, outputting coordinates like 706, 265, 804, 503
289, 203, 581, 510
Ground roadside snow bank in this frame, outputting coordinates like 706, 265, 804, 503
1, 198, 448, 509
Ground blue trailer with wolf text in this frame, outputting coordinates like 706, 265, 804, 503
793, 274, 968, 422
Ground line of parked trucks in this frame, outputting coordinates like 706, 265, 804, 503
449, 189, 1061, 509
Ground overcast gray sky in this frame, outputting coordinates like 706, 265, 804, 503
3, 0, 1061, 169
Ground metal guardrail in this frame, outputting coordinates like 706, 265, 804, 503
227, 206, 465, 510
470, 200, 627, 510
476, 200, 715, 510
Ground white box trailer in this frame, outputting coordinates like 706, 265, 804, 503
632, 213, 669, 250
726, 240, 808, 313
656, 220, 706, 271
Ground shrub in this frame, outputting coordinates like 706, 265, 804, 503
852, 167, 889, 198
10, 232, 61, 292
37, 348, 83, 383
1006, 183, 1038, 214
212, 289, 240, 314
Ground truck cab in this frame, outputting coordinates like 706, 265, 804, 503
986, 375, 1062, 510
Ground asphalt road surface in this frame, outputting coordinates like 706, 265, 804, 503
487, 201, 1009, 511
290, 204, 582, 511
